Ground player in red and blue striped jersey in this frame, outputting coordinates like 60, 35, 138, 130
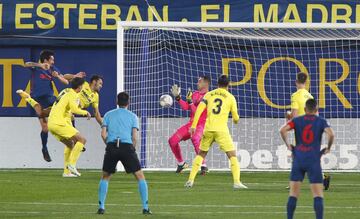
17, 50, 85, 162
280, 99, 334, 219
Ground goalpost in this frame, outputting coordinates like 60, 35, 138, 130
117, 21, 360, 172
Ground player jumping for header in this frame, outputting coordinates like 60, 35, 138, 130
280, 99, 334, 219
169, 76, 210, 174
16, 50, 85, 162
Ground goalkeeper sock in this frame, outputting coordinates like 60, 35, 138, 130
63, 147, 71, 174
287, 196, 297, 219
188, 155, 203, 182
98, 179, 109, 210
69, 142, 84, 166
40, 131, 48, 150
138, 179, 149, 210
314, 197, 323, 219
230, 156, 240, 184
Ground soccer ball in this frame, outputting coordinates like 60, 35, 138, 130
160, 94, 173, 107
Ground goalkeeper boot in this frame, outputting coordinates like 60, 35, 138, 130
323, 174, 331, 190
200, 166, 209, 176
67, 164, 81, 177
142, 208, 152, 215
184, 180, 194, 188
97, 208, 105, 214
233, 182, 248, 189
176, 162, 189, 173
42, 148, 52, 162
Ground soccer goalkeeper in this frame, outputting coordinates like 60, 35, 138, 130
169, 76, 210, 174
185, 75, 247, 189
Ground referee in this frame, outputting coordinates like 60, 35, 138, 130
97, 92, 151, 215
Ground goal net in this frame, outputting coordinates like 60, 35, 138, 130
117, 22, 360, 172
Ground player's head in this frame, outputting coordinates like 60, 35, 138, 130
117, 92, 129, 108
40, 50, 55, 65
71, 77, 85, 93
198, 76, 210, 90
305, 98, 318, 114
90, 75, 103, 92
296, 72, 307, 88
217, 75, 230, 88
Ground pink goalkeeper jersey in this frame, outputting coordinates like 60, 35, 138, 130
178, 89, 207, 125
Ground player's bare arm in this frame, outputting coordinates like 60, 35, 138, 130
279, 124, 294, 151
93, 107, 103, 125
63, 72, 86, 81
323, 127, 335, 154
24, 61, 50, 70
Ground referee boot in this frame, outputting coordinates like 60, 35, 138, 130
97, 208, 105, 214
142, 208, 152, 215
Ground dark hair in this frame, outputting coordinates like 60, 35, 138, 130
117, 92, 129, 107
305, 98, 317, 112
217, 75, 229, 87
71, 77, 85, 89
90, 75, 103, 83
296, 72, 307, 84
40, 50, 54, 63
201, 76, 211, 84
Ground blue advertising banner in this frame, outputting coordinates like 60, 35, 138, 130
1, 1, 360, 39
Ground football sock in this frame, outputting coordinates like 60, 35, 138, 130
98, 179, 109, 209
314, 197, 323, 219
287, 196, 297, 219
63, 146, 71, 174
188, 155, 203, 182
138, 179, 149, 210
26, 97, 39, 108
230, 156, 240, 184
40, 131, 48, 150
69, 142, 84, 166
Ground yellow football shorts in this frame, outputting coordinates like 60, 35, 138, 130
200, 131, 235, 152
48, 122, 78, 141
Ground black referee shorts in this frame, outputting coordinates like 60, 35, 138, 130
102, 142, 141, 174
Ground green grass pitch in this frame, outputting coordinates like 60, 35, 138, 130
0, 170, 359, 219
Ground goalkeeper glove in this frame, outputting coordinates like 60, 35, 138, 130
186, 88, 193, 103
171, 84, 181, 101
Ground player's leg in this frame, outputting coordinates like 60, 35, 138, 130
16, 90, 44, 116
67, 132, 86, 175
168, 123, 191, 172
60, 139, 75, 177
38, 118, 51, 162
190, 124, 208, 175
185, 131, 212, 187
287, 181, 302, 219
287, 159, 305, 219
308, 162, 324, 219
217, 132, 246, 188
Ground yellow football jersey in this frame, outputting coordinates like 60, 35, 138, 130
79, 81, 99, 109
291, 88, 314, 116
48, 89, 87, 126
192, 88, 239, 132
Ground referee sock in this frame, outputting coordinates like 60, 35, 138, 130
98, 179, 109, 210
40, 131, 48, 150
138, 179, 149, 210
314, 197, 323, 219
69, 142, 84, 166
188, 155, 203, 182
287, 196, 297, 219
230, 156, 240, 184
